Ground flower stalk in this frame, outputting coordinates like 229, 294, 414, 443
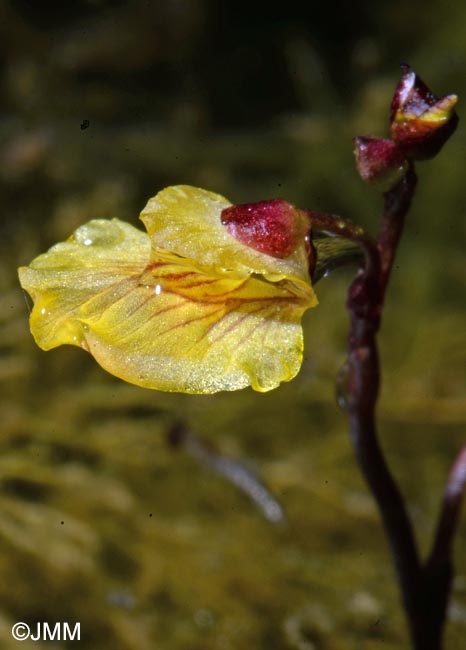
339, 68, 461, 650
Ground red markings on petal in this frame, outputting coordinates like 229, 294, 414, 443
221, 199, 304, 259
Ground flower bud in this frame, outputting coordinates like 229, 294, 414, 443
353, 136, 409, 191
221, 198, 307, 259
390, 64, 458, 160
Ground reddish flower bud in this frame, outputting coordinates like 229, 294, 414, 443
221, 199, 307, 259
390, 64, 458, 160
353, 136, 409, 191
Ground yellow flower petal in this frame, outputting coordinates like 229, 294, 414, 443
140, 185, 312, 284
80, 253, 314, 393
18, 219, 151, 350
19, 215, 317, 393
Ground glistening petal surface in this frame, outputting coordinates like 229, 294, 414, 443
18, 218, 317, 394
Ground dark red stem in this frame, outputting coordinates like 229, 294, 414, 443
306, 166, 463, 649
430, 442, 466, 567
346, 167, 463, 649
418, 441, 466, 647
377, 165, 417, 298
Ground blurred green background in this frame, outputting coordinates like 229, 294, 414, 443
1, 1, 465, 648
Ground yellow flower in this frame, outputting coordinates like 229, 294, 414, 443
18, 186, 317, 394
